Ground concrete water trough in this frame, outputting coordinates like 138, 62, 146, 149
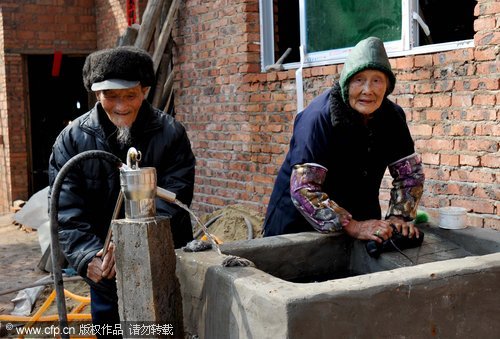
176, 223, 500, 338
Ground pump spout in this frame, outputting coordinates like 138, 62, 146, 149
126, 147, 141, 170
157, 186, 177, 203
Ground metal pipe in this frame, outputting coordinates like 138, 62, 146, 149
50, 150, 121, 337
156, 186, 176, 203
102, 191, 124, 258
0, 276, 83, 297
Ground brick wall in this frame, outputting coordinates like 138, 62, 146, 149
0, 0, 150, 212
95, 0, 129, 49
4, 54, 27, 207
174, 0, 269, 213
0, 0, 97, 213
0, 0, 496, 230
1, 0, 96, 52
173, 0, 499, 229
0, 9, 10, 211
95, 0, 149, 49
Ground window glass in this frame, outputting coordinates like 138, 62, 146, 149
260, 0, 475, 70
417, 0, 476, 45
306, 0, 402, 52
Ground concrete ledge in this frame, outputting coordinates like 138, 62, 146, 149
177, 226, 500, 338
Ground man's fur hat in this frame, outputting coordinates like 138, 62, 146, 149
82, 46, 155, 92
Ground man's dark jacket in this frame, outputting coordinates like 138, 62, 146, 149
48, 101, 196, 280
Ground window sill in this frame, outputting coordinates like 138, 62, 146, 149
269, 39, 474, 72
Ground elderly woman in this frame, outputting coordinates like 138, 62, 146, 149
263, 37, 424, 245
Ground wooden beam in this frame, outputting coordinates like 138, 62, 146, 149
134, 0, 164, 50
160, 70, 175, 111
152, 0, 180, 72
163, 84, 174, 114
117, 24, 140, 46
152, 51, 172, 107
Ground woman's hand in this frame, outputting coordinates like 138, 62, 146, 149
86, 242, 117, 283
343, 219, 394, 243
386, 216, 420, 238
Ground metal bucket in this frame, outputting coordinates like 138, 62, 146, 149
120, 167, 157, 220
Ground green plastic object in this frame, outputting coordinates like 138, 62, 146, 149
415, 210, 429, 224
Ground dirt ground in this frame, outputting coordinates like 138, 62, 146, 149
195, 204, 265, 243
0, 213, 47, 315
0, 213, 90, 321
0, 203, 265, 321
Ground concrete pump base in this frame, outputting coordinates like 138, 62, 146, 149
176, 224, 500, 338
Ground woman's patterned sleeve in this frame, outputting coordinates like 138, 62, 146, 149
386, 153, 425, 221
290, 163, 351, 233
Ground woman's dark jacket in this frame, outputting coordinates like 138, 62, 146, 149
263, 83, 415, 236
48, 101, 196, 278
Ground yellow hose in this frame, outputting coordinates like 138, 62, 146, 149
24, 290, 57, 326
0, 288, 91, 323
0, 313, 92, 322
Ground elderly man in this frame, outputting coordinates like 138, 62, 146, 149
48, 46, 195, 332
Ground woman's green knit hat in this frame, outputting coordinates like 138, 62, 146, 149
339, 37, 396, 103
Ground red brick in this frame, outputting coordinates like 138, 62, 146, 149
459, 139, 497, 152
440, 154, 459, 166
484, 218, 500, 230
474, 31, 495, 47
460, 168, 496, 184
395, 96, 412, 108
459, 154, 481, 166
412, 69, 433, 81
473, 94, 496, 105
481, 154, 500, 168
424, 167, 451, 181
432, 94, 452, 107
415, 83, 433, 94
425, 109, 444, 121
410, 124, 433, 136
474, 186, 499, 200
476, 61, 498, 75
414, 54, 433, 67
413, 96, 431, 108
475, 1, 500, 16
428, 139, 455, 151
421, 153, 440, 165
464, 109, 497, 121
474, 47, 497, 61
395, 56, 414, 69
456, 199, 495, 214
449, 123, 474, 136
451, 94, 472, 107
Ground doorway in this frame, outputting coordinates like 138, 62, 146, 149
27, 54, 89, 194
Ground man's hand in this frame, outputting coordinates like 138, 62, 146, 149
87, 242, 117, 283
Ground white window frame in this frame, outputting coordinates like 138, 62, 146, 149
259, 0, 474, 71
